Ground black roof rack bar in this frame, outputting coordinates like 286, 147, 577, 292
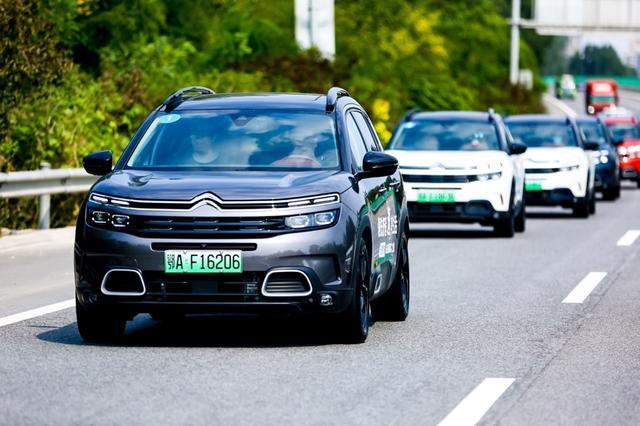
402, 108, 421, 122
488, 108, 496, 122
162, 86, 216, 112
326, 87, 350, 112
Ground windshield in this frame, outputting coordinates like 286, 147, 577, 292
607, 124, 640, 142
506, 122, 579, 148
578, 122, 606, 144
590, 95, 615, 103
388, 119, 500, 151
126, 110, 339, 170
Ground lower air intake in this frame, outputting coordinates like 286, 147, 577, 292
262, 270, 312, 297
101, 269, 146, 296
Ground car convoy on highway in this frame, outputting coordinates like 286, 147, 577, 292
76, 79, 640, 343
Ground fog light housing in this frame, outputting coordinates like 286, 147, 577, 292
91, 210, 110, 224
111, 214, 130, 228
319, 294, 333, 306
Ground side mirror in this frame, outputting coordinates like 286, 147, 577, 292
510, 142, 527, 155
611, 137, 624, 146
356, 152, 398, 180
83, 150, 113, 176
583, 141, 600, 151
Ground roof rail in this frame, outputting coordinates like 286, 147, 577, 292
488, 108, 496, 122
326, 87, 350, 112
162, 86, 216, 112
401, 108, 421, 122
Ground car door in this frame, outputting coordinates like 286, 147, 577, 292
350, 110, 399, 295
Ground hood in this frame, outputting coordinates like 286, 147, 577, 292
92, 169, 353, 201
619, 139, 640, 148
523, 147, 585, 168
385, 150, 508, 173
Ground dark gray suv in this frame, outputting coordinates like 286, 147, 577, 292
76, 86, 410, 343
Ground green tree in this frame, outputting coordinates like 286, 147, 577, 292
569, 44, 637, 76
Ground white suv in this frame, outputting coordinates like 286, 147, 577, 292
386, 110, 527, 237
505, 115, 598, 218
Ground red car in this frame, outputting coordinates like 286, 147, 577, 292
604, 115, 640, 187
586, 80, 618, 115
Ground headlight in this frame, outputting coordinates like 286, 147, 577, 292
89, 192, 130, 206
476, 172, 502, 181
284, 210, 338, 229
618, 147, 627, 155
599, 156, 609, 164
558, 165, 579, 172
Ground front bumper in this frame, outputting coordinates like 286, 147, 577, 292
619, 156, 640, 180
407, 201, 507, 225
75, 215, 356, 317
403, 179, 510, 213
525, 169, 586, 199
594, 162, 619, 190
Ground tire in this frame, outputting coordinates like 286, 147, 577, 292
572, 198, 589, 218
341, 237, 371, 344
76, 297, 126, 343
494, 185, 515, 237
514, 189, 526, 233
636, 177, 640, 189
615, 184, 621, 199
373, 230, 410, 322
602, 187, 617, 201
588, 190, 596, 214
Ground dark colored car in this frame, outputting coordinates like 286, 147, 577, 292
75, 86, 410, 344
576, 116, 621, 200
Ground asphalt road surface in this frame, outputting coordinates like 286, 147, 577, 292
2, 94, 640, 425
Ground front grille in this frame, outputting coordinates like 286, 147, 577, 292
151, 242, 257, 251
403, 174, 472, 183
143, 271, 262, 301
127, 216, 287, 238
409, 202, 464, 216
526, 168, 561, 174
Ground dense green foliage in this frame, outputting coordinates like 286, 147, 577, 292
569, 44, 637, 77
0, 0, 543, 229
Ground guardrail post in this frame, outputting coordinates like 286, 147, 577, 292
38, 162, 51, 229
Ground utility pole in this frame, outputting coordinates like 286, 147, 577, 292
295, 0, 335, 59
510, 0, 521, 85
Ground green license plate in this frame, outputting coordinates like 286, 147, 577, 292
417, 192, 456, 203
164, 250, 243, 273
525, 182, 543, 191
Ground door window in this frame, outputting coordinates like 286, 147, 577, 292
346, 113, 369, 170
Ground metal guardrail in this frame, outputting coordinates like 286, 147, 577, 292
0, 163, 97, 229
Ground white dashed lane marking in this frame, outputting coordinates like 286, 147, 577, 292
617, 230, 640, 247
438, 378, 515, 426
562, 272, 607, 304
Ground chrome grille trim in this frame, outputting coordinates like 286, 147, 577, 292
89, 192, 340, 212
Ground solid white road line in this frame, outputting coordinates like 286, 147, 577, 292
438, 378, 515, 426
562, 272, 607, 304
542, 93, 578, 118
617, 230, 640, 246
0, 299, 75, 328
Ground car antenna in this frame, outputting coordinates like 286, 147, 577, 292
402, 108, 421, 122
